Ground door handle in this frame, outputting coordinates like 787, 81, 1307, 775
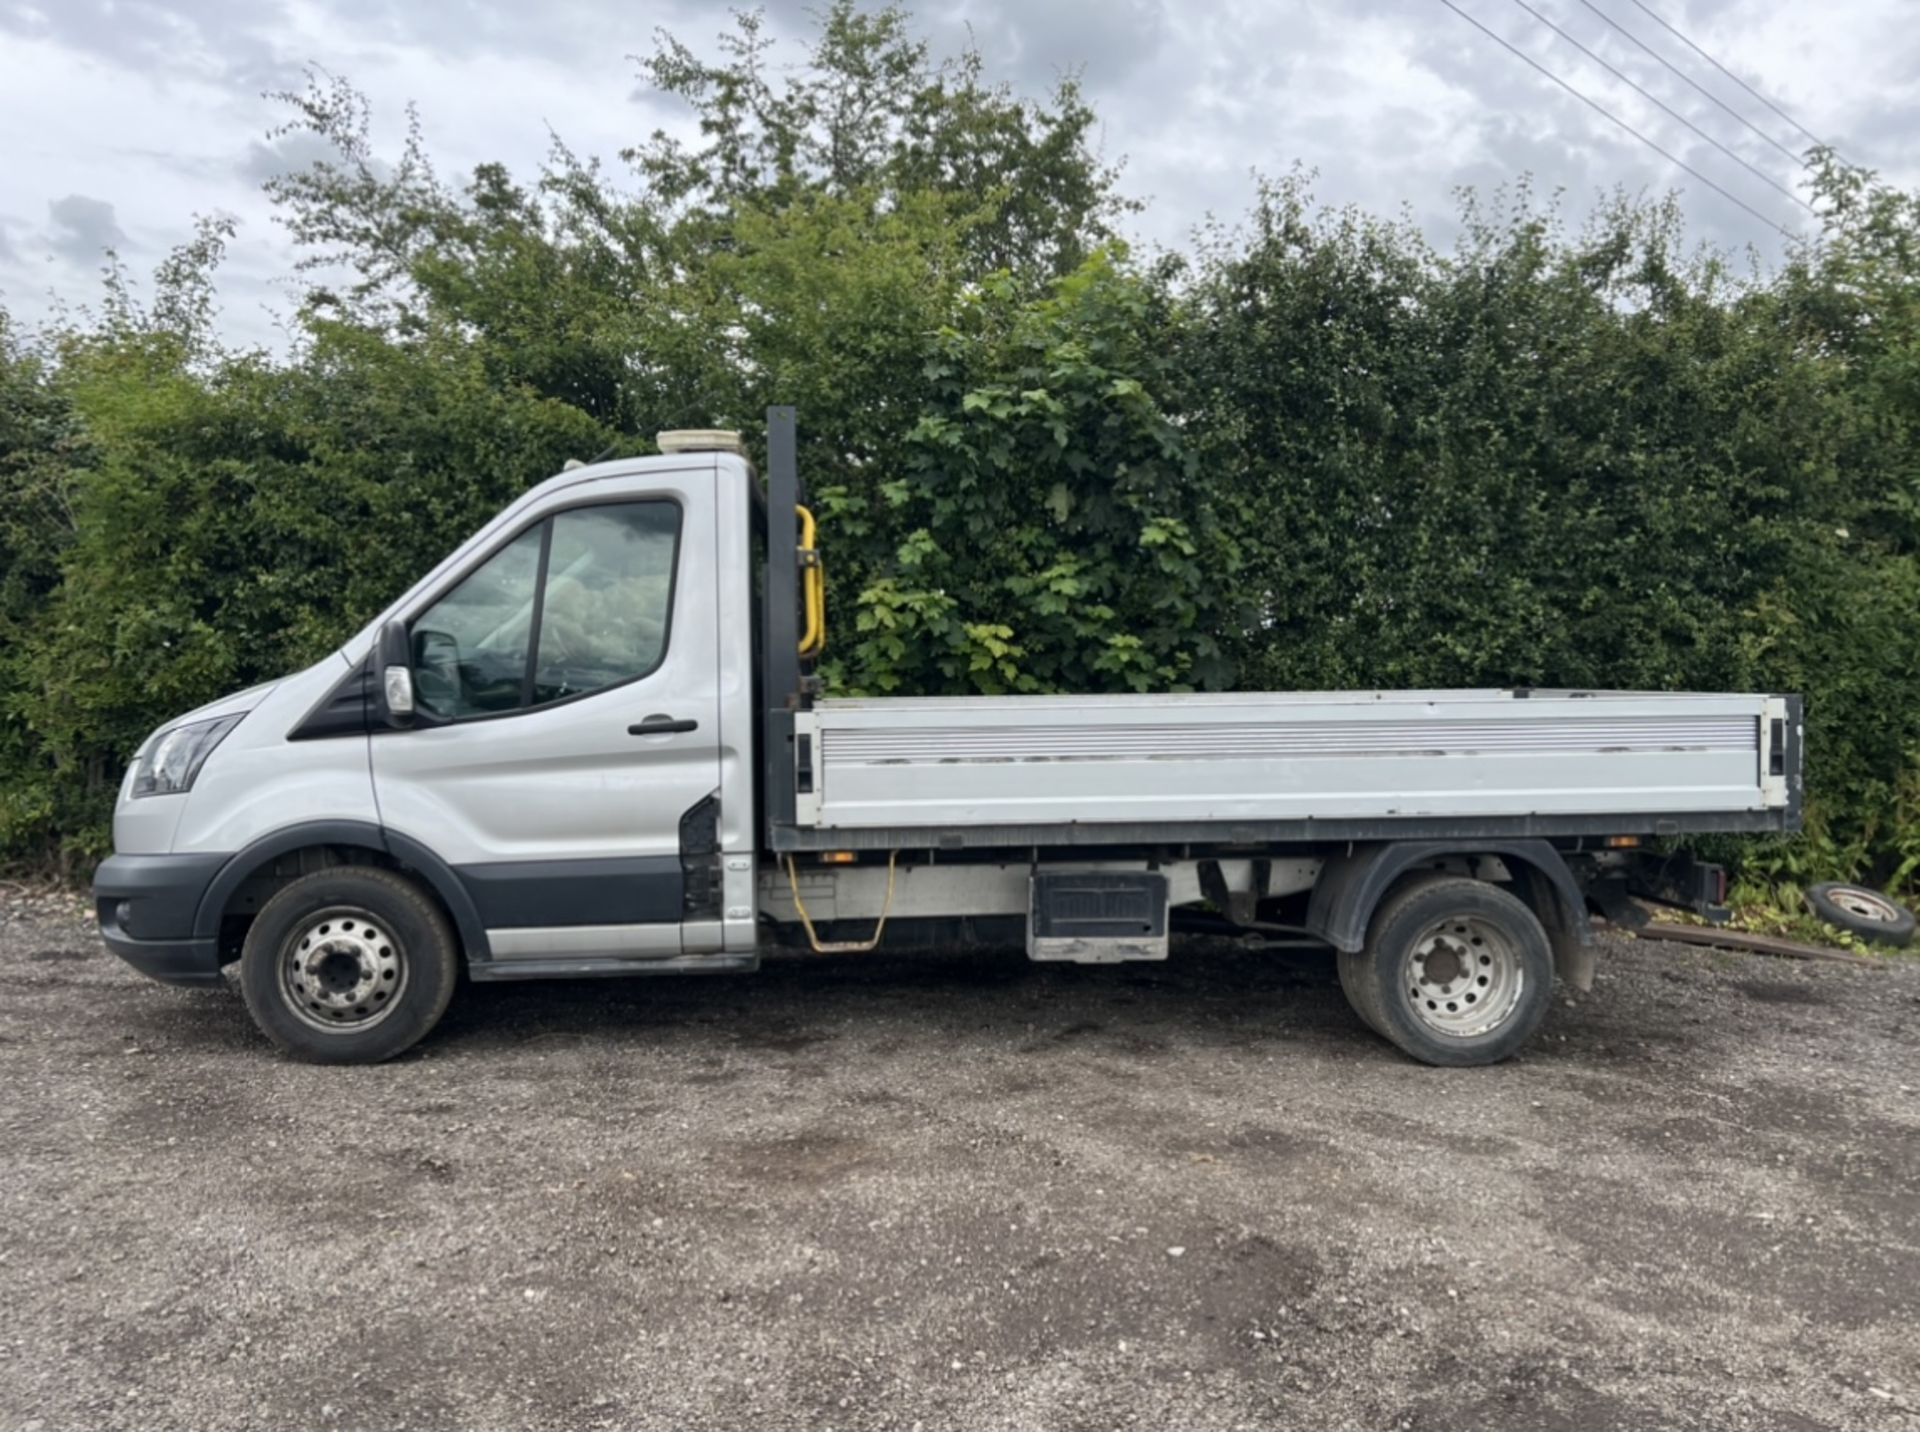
629, 716, 699, 735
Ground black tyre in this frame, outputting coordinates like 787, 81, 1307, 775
1805, 883, 1916, 948
1337, 876, 1555, 1067
1337, 870, 1455, 1041
239, 867, 460, 1064
1336, 943, 1386, 1039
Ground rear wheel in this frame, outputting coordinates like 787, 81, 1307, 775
1337, 876, 1555, 1066
239, 867, 459, 1064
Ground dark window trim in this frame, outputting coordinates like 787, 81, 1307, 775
405, 493, 686, 728
521, 518, 554, 708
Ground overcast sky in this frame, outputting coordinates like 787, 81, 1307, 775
1, 0, 1914, 350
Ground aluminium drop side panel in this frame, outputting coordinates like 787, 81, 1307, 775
795, 689, 1790, 836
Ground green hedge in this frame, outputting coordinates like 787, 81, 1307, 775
3, 7, 1918, 885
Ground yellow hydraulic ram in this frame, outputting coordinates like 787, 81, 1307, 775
797, 504, 826, 658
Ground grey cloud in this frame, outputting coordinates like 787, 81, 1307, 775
48, 194, 128, 263
1848, 96, 1920, 176
0, 0, 1909, 352
1073, 0, 1827, 268
1480, 2, 1815, 192
239, 129, 346, 186
1829, 4, 1920, 175
0, 0, 296, 87
306, 0, 723, 66
1402, 2, 1812, 250
946, 0, 1171, 90
1, 0, 763, 99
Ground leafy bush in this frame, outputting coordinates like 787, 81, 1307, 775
4, 6, 1920, 894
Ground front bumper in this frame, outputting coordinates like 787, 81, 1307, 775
93, 852, 231, 988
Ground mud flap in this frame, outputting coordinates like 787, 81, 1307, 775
1028, 871, 1169, 963
1551, 928, 1595, 993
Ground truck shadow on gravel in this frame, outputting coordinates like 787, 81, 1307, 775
116, 937, 1731, 1075
415, 939, 1588, 1067
105, 940, 1376, 1062
93, 945, 1328, 1065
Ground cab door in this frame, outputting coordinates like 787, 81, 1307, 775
372, 470, 722, 961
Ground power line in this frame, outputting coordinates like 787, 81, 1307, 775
1507, 0, 1814, 214
1574, 0, 1803, 167
1437, 0, 1798, 240
1621, 0, 1845, 162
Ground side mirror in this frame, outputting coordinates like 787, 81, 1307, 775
376, 619, 415, 729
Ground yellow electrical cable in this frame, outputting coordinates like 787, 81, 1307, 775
783, 850, 899, 953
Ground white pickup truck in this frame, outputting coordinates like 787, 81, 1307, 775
93, 409, 1801, 1066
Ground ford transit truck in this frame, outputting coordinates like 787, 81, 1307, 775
92, 410, 1801, 1065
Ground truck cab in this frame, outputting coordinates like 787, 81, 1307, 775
94, 411, 1799, 1067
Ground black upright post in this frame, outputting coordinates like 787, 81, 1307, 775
763, 406, 800, 837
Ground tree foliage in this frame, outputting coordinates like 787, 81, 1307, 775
626, 2, 1127, 277
3, 4, 1920, 889
841, 253, 1239, 695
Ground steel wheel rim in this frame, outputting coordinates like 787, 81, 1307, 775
279, 906, 407, 1033
1827, 887, 1899, 923
1402, 915, 1525, 1038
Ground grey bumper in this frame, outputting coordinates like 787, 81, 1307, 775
93, 852, 231, 988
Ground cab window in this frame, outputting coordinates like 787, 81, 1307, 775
410, 501, 681, 720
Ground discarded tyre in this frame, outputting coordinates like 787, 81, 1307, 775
1804, 883, 1915, 948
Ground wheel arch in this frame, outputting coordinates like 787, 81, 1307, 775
191, 820, 491, 963
1306, 839, 1593, 983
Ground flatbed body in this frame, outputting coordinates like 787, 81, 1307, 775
783, 689, 1794, 847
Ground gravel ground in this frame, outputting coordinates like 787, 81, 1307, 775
2, 884, 1917, 1432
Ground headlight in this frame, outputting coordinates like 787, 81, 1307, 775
130, 714, 243, 798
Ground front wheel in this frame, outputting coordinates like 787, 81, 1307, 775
239, 867, 459, 1064
1337, 876, 1555, 1066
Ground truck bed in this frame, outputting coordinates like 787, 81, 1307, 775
783, 689, 1797, 848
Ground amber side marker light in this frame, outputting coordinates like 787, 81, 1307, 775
1604, 836, 1643, 849
817, 851, 857, 865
